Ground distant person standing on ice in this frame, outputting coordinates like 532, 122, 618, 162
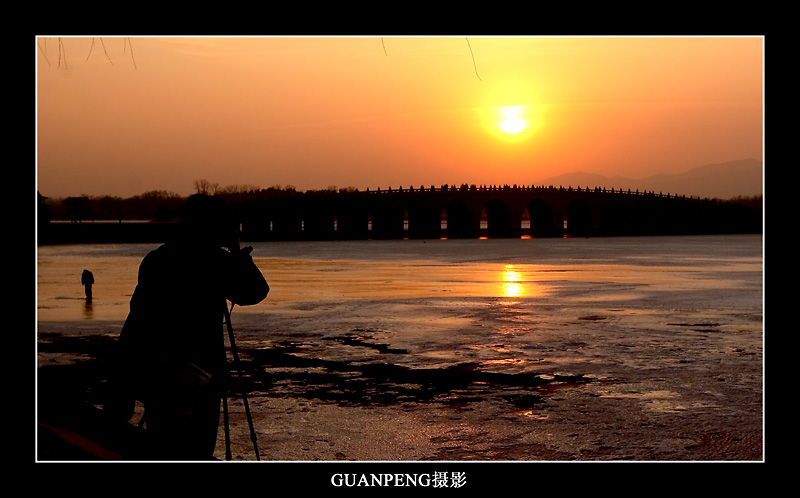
81, 270, 94, 302
105, 194, 269, 460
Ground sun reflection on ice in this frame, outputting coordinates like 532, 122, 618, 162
499, 264, 539, 299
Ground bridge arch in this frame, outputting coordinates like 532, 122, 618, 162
303, 208, 336, 240
443, 198, 472, 238
337, 202, 370, 239
600, 200, 626, 235
368, 200, 403, 239
527, 198, 557, 237
631, 199, 660, 235
484, 198, 513, 238
407, 199, 439, 239
270, 200, 303, 240
565, 198, 591, 237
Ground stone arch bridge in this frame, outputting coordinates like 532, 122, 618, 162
225, 184, 759, 242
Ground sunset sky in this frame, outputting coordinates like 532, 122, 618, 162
35, 36, 763, 199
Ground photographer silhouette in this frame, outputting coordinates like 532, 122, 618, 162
106, 194, 269, 460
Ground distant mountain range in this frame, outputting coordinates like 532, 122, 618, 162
538, 158, 763, 200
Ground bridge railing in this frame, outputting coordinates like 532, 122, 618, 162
360, 184, 703, 201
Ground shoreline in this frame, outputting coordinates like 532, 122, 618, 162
37, 220, 762, 247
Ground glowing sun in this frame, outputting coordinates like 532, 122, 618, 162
480, 102, 544, 143
497, 107, 529, 134
478, 82, 547, 143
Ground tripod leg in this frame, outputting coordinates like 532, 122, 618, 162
241, 394, 260, 460
222, 391, 231, 461
223, 301, 260, 461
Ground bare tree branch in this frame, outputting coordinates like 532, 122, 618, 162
466, 37, 481, 81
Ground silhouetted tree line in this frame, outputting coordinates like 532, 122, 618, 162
37, 185, 763, 224
38, 182, 306, 223
40, 190, 185, 222
723, 195, 762, 209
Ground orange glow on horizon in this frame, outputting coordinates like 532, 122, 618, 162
36, 36, 763, 199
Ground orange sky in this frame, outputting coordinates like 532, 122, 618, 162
36, 36, 763, 198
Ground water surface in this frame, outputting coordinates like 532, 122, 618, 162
36, 234, 764, 460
